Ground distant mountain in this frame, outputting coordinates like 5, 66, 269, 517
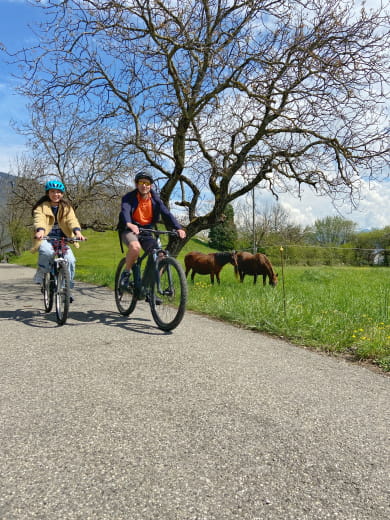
0, 172, 15, 255
0, 172, 15, 206
0, 171, 14, 186
0, 171, 14, 180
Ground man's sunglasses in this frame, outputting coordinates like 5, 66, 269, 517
137, 180, 151, 186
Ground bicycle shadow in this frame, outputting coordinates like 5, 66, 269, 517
0, 306, 65, 328
68, 308, 174, 336
0, 282, 175, 335
73, 284, 178, 335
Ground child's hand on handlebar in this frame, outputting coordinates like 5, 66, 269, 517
74, 230, 87, 241
35, 230, 45, 240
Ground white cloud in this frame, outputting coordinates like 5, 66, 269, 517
273, 179, 390, 230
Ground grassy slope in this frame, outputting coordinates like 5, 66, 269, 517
11, 229, 390, 371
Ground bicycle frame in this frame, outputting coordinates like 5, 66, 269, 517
135, 238, 166, 296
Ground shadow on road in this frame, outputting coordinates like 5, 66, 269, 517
0, 279, 173, 335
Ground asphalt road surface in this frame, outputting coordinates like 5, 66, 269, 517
0, 264, 389, 520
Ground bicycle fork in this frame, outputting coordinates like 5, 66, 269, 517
151, 252, 174, 297
53, 258, 68, 288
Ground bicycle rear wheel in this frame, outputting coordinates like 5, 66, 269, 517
42, 272, 54, 313
150, 256, 187, 331
114, 258, 137, 315
55, 264, 70, 326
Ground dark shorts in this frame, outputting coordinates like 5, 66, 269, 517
120, 229, 158, 254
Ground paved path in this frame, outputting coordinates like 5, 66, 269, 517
0, 264, 389, 520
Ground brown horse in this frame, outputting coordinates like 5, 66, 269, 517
184, 251, 238, 285
235, 251, 278, 286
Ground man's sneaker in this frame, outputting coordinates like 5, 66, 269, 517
120, 270, 130, 289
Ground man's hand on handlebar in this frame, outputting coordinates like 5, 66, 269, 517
130, 226, 186, 239
127, 222, 140, 235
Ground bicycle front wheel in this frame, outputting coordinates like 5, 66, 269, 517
55, 264, 70, 326
42, 272, 54, 313
114, 258, 137, 315
150, 256, 187, 331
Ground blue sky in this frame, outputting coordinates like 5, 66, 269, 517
0, 0, 43, 172
0, 0, 389, 230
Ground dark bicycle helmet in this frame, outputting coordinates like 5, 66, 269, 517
134, 172, 154, 184
45, 179, 65, 192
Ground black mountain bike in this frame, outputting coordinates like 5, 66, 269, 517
114, 229, 187, 331
41, 237, 80, 326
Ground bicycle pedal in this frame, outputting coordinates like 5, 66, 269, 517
145, 295, 162, 305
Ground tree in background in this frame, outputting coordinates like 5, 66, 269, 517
354, 227, 390, 265
14, 0, 390, 253
10, 108, 136, 230
208, 204, 237, 251
310, 216, 357, 246
0, 170, 37, 256
355, 227, 390, 250
7, 217, 31, 256
235, 199, 308, 250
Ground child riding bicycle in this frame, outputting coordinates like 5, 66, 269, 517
31, 179, 86, 301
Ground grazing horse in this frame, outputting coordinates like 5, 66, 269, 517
235, 251, 278, 286
184, 251, 238, 285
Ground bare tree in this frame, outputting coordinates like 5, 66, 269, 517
235, 198, 307, 248
11, 106, 139, 229
15, 0, 390, 252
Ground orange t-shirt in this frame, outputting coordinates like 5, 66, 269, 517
133, 193, 153, 225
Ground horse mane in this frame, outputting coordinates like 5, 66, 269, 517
258, 253, 278, 283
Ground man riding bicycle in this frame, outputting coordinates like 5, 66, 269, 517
117, 172, 186, 288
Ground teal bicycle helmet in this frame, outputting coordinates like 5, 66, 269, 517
45, 179, 65, 192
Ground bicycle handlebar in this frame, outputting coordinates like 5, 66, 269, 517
42, 236, 87, 242
138, 228, 180, 237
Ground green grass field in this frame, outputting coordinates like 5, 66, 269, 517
11, 229, 390, 371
